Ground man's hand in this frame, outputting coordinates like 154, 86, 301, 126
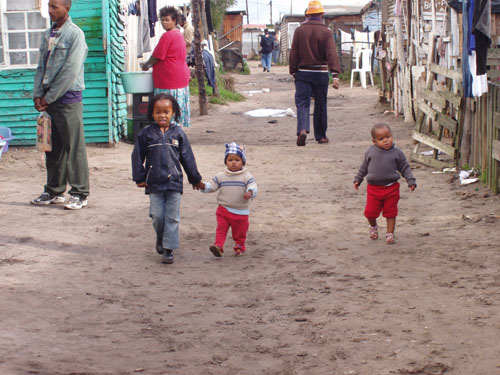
34, 98, 42, 112
243, 191, 253, 200
353, 181, 360, 192
193, 181, 205, 190
409, 184, 416, 191
332, 79, 340, 90
136, 182, 147, 188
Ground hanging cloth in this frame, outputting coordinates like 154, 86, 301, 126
472, 0, 491, 75
137, 0, 151, 58
148, 0, 157, 38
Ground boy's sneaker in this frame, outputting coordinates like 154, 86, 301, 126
31, 192, 65, 205
64, 195, 88, 210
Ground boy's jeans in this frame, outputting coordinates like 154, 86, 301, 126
149, 191, 181, 250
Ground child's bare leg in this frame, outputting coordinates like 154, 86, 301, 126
368, 218, 378, 240
386, 217, 396, 233
385, 217, 396, 244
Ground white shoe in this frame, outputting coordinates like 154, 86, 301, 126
64, 195, 88, 210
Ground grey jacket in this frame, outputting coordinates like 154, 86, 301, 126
354, 144, 416, 187
33, 17, 87, 104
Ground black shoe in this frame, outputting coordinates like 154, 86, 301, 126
156, 236, 164, 254
263, 67, 266, 72
162, 249, 173, 264
297, 130, 307, 146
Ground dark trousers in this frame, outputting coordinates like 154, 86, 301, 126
45, 101, 89, 197
294, 70, 330, 141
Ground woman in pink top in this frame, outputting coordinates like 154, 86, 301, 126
141, 6, 191, 127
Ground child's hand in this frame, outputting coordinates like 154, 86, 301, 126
136, 182, 147, 188
193, 181, 205, 190
353, 181, 360, 191
243, 191, 253, 200
409, 184, 416, 191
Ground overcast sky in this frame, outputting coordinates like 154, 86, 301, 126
229, 0, 370, 24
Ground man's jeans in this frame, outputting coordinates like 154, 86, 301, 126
294, 70, 330, 141
261, 52, 272, 71
149, 191, 181, 250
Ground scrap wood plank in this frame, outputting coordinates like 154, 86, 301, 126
438, 90, 462, 107
409, 151, 454, 169
436, 113, 458, 132
429, 63, 462, 81
495, 112, 500, 129
492, 139, 500, 161
419, 87, 447, 109
418, 101, 438, 121
412, 130, 457, 156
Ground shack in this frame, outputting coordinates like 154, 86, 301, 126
0, 0, 126, 146
218, 10, 246, 70
278, 5, 364, 65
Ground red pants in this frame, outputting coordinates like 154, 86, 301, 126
365, 183, 400, 220
215, 206, 249, 251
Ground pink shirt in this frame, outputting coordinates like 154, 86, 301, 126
152, 29, 190, 89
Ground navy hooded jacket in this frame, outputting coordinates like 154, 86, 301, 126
131, 123, 202, 194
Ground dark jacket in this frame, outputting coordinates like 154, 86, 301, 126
260, 34, 274, 54
131, 123, 202, 194
289, 19, 340, 76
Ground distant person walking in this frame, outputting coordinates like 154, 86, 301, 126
260, 28, 274, 72
31, 0, 89, 210
179, 14, 194, 54
272, 33, 280, 64
289, 0, 340, 146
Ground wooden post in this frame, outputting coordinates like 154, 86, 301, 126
192, 0, 208, 115
394, 2, 412, 122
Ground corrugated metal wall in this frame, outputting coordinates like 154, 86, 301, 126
0, 0, 122, 146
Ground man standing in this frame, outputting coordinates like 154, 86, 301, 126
180, 14, 194, 54
289, 0, 340, 146
260, 29, 274, 72
31, 0, 89, 209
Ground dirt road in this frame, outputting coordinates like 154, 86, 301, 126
1, 60, 499, 375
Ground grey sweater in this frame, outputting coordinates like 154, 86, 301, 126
354, 144, 416, 187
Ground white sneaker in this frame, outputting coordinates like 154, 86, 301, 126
64, 195, 88, 210
31, 192, 65, 205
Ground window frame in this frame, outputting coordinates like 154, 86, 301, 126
0, 0, 50, 69
287, 22, 300, 49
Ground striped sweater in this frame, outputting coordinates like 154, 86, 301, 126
203, 167, 258, 213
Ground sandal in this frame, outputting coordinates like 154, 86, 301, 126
386, 233, 395, 244
234, 248, 246, 257
209, 245, 223, 257
369, 225, 379, 240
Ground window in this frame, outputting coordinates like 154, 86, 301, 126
1, 0, 49, 68
287, 22, 300, 49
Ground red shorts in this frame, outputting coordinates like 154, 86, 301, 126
364, 182, 400, 220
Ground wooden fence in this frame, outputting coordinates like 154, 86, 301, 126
471, 83, 500, 194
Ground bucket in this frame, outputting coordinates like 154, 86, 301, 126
120, 72, 154, 94
0, 126, 14, 154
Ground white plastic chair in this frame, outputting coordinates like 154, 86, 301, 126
350, 48, 374, 89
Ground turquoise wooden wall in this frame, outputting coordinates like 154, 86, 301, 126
0, 0, 126, 146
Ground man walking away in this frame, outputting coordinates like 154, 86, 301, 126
260, 28, 274, 72
289, 0, 340, 146
31, 0, 89, 209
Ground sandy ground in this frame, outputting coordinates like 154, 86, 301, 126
1, 60, 500, 375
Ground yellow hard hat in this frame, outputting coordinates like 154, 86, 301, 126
305, 0, 325, 15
